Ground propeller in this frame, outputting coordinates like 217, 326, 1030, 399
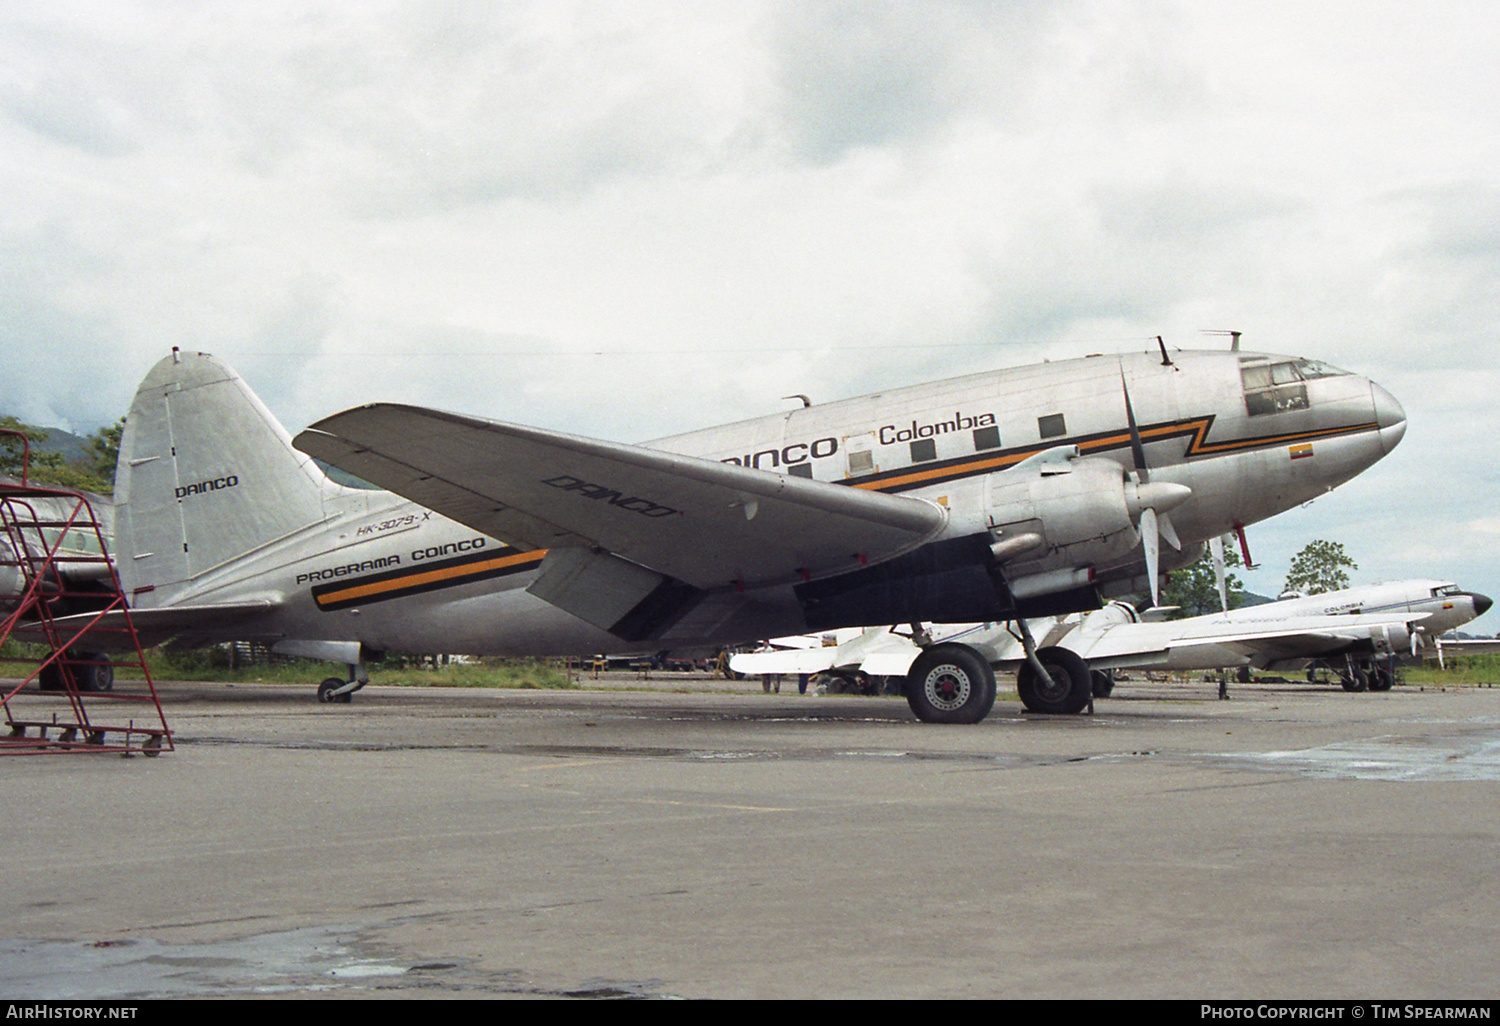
1121, 377, 1189, 607
1209, 534, 1230, 612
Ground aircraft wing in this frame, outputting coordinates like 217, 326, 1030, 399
1061, 612, 1428, 671
1433, 637, 1500, 658
730, 647, 847, 676
730, 625, 971, 678
294, 405, 947, 592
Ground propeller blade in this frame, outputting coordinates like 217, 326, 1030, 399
1141, 506, 1161, 606
1209, 535, 1229, 612
1122, 378, 1149, 478
1158, 510, 1182, 551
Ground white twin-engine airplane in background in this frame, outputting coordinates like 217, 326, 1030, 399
87, 340, 1404, 723
730, 579, 1493, 697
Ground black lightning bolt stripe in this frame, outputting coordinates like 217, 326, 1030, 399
849, 416, 1379, 493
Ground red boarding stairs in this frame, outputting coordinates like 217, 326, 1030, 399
0, 433, 172, 755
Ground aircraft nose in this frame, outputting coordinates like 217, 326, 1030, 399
1472, 593, 1494, 618
1371, 381, 1406, 454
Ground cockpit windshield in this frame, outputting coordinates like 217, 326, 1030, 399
1240, 357, 1352, 416
1292, 359, 1351, 380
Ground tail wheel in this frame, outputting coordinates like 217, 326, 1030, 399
317, 677, 353, 704
1017, 647, 1092, 715
904, 644, 997, 724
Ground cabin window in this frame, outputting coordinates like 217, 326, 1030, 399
1038, 413, 1066, 440
1242, 360, 1310, 416
973, 425, 1001, 450
909, 439, 936, 463
788, 463, 813, 479
848, 449, 874, 475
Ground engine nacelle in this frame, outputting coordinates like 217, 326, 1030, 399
1370, 622, 1413, 656
0, 537, 27, 603
0, 561, 22, 601
987, 454, 1178, 574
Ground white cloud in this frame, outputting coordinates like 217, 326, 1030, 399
1, 0, 1497, 630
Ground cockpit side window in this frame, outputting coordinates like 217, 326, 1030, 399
1242, 359, 1310, 416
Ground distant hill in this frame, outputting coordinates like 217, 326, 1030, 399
6, 423, 93, 467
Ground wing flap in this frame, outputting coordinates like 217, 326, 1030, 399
294, 405, 947, 590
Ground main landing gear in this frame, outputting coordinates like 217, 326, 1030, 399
1015, 647, 1092, 715
37, 651, 115, 693
1333, 654, 1395, 693
901, 619, 1095, 724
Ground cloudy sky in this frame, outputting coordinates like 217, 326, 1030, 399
2, 0, 1496, 631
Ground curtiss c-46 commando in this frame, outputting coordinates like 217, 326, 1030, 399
49, 339, 1404, 723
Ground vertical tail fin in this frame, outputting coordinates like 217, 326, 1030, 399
114, 349, 332, 606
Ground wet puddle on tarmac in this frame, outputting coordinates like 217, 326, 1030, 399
0, 927, 419, 998
1220, 730, 1500, 781
1, 927, 678, 998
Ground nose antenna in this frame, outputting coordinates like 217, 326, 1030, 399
1203, 329, 1242, 351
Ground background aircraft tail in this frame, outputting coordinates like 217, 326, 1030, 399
114, 349, 335, 607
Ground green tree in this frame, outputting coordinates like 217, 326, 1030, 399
1283, 540, 1357, 596
1, 416, 58, 480
1162, 543, 1245, 618
0, 415, 114, 494
86, 418, 125, 488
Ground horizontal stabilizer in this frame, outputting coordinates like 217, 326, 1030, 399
14, 600, 281, 652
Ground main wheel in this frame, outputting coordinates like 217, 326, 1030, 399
75, 653, 114, 692
1016, 646, 1092, 715
37, 662, 64, 691
904, 644, 997, 724
1369, 666, 1394, 692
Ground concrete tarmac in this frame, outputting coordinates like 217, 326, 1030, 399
3, 675, 1498, 999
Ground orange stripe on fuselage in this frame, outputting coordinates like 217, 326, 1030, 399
314, 549, 546, 607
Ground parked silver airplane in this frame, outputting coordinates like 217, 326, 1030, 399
732, 579, 1491, 699
66, 340, 1402, 722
